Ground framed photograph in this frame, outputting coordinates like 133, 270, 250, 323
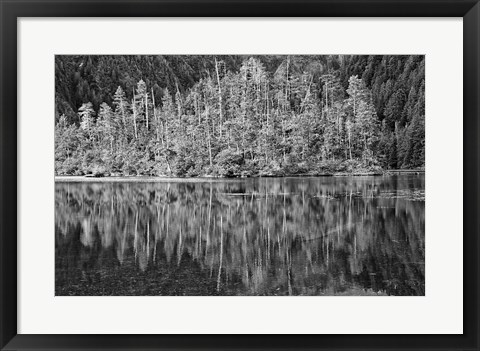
1, 0, 479, 350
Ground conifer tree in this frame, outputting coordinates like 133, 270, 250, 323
78, 102, 95, 136
113, 86, 128, 136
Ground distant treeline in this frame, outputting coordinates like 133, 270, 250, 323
55, 55, 425, 177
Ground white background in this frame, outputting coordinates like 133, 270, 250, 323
18, 18, 463, 334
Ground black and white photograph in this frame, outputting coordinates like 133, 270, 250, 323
54, 55, 425, 296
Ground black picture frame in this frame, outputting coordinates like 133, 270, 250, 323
1, 0, 478, 350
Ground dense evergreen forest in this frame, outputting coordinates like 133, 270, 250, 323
55, 55, 425, 177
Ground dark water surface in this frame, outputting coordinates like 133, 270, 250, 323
55, 175, 425, 296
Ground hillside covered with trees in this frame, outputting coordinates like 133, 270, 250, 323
55, 55, 425, 177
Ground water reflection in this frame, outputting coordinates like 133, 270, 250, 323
55, 176, 425, 296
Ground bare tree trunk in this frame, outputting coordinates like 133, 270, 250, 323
265, 80, 269, 164
353, 95, 356, 118
207, 129, 213, 168
282, 120, 287, 164
336, 110, 341, 158
348, 128, 353, 160
132, 90, 138, 139
300, 75, 314, 114
205, 103, 213, 168
176, 83, 182, 128
215, 57, 223, 138
152, 89, 159, 142
265, 81, 270, 127
121, 104, 126, 134
325, 82, 328, 111
195, 93, 200, 126
145, 92, 149, 131
364, 134, 368, 162
242, 111, 246, 159
285, 55, 290, 111
165, 112, 169, 149
242, 69, 247, 159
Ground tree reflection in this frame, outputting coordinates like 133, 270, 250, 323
55, 176, 425, 296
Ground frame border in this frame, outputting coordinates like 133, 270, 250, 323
1, 0, 479, 350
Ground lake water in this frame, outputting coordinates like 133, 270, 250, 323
55, 175, 425, 296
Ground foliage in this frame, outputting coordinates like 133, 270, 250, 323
54, 55, 425, 176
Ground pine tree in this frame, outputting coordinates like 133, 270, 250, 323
113, 86, 128, 136
98, 102, 115, 153
134, 80, 148, 132
78, 102, 95, 136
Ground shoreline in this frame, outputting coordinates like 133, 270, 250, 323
55, 170, 424, 183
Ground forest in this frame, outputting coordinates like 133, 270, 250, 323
55, 55, 425, 177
